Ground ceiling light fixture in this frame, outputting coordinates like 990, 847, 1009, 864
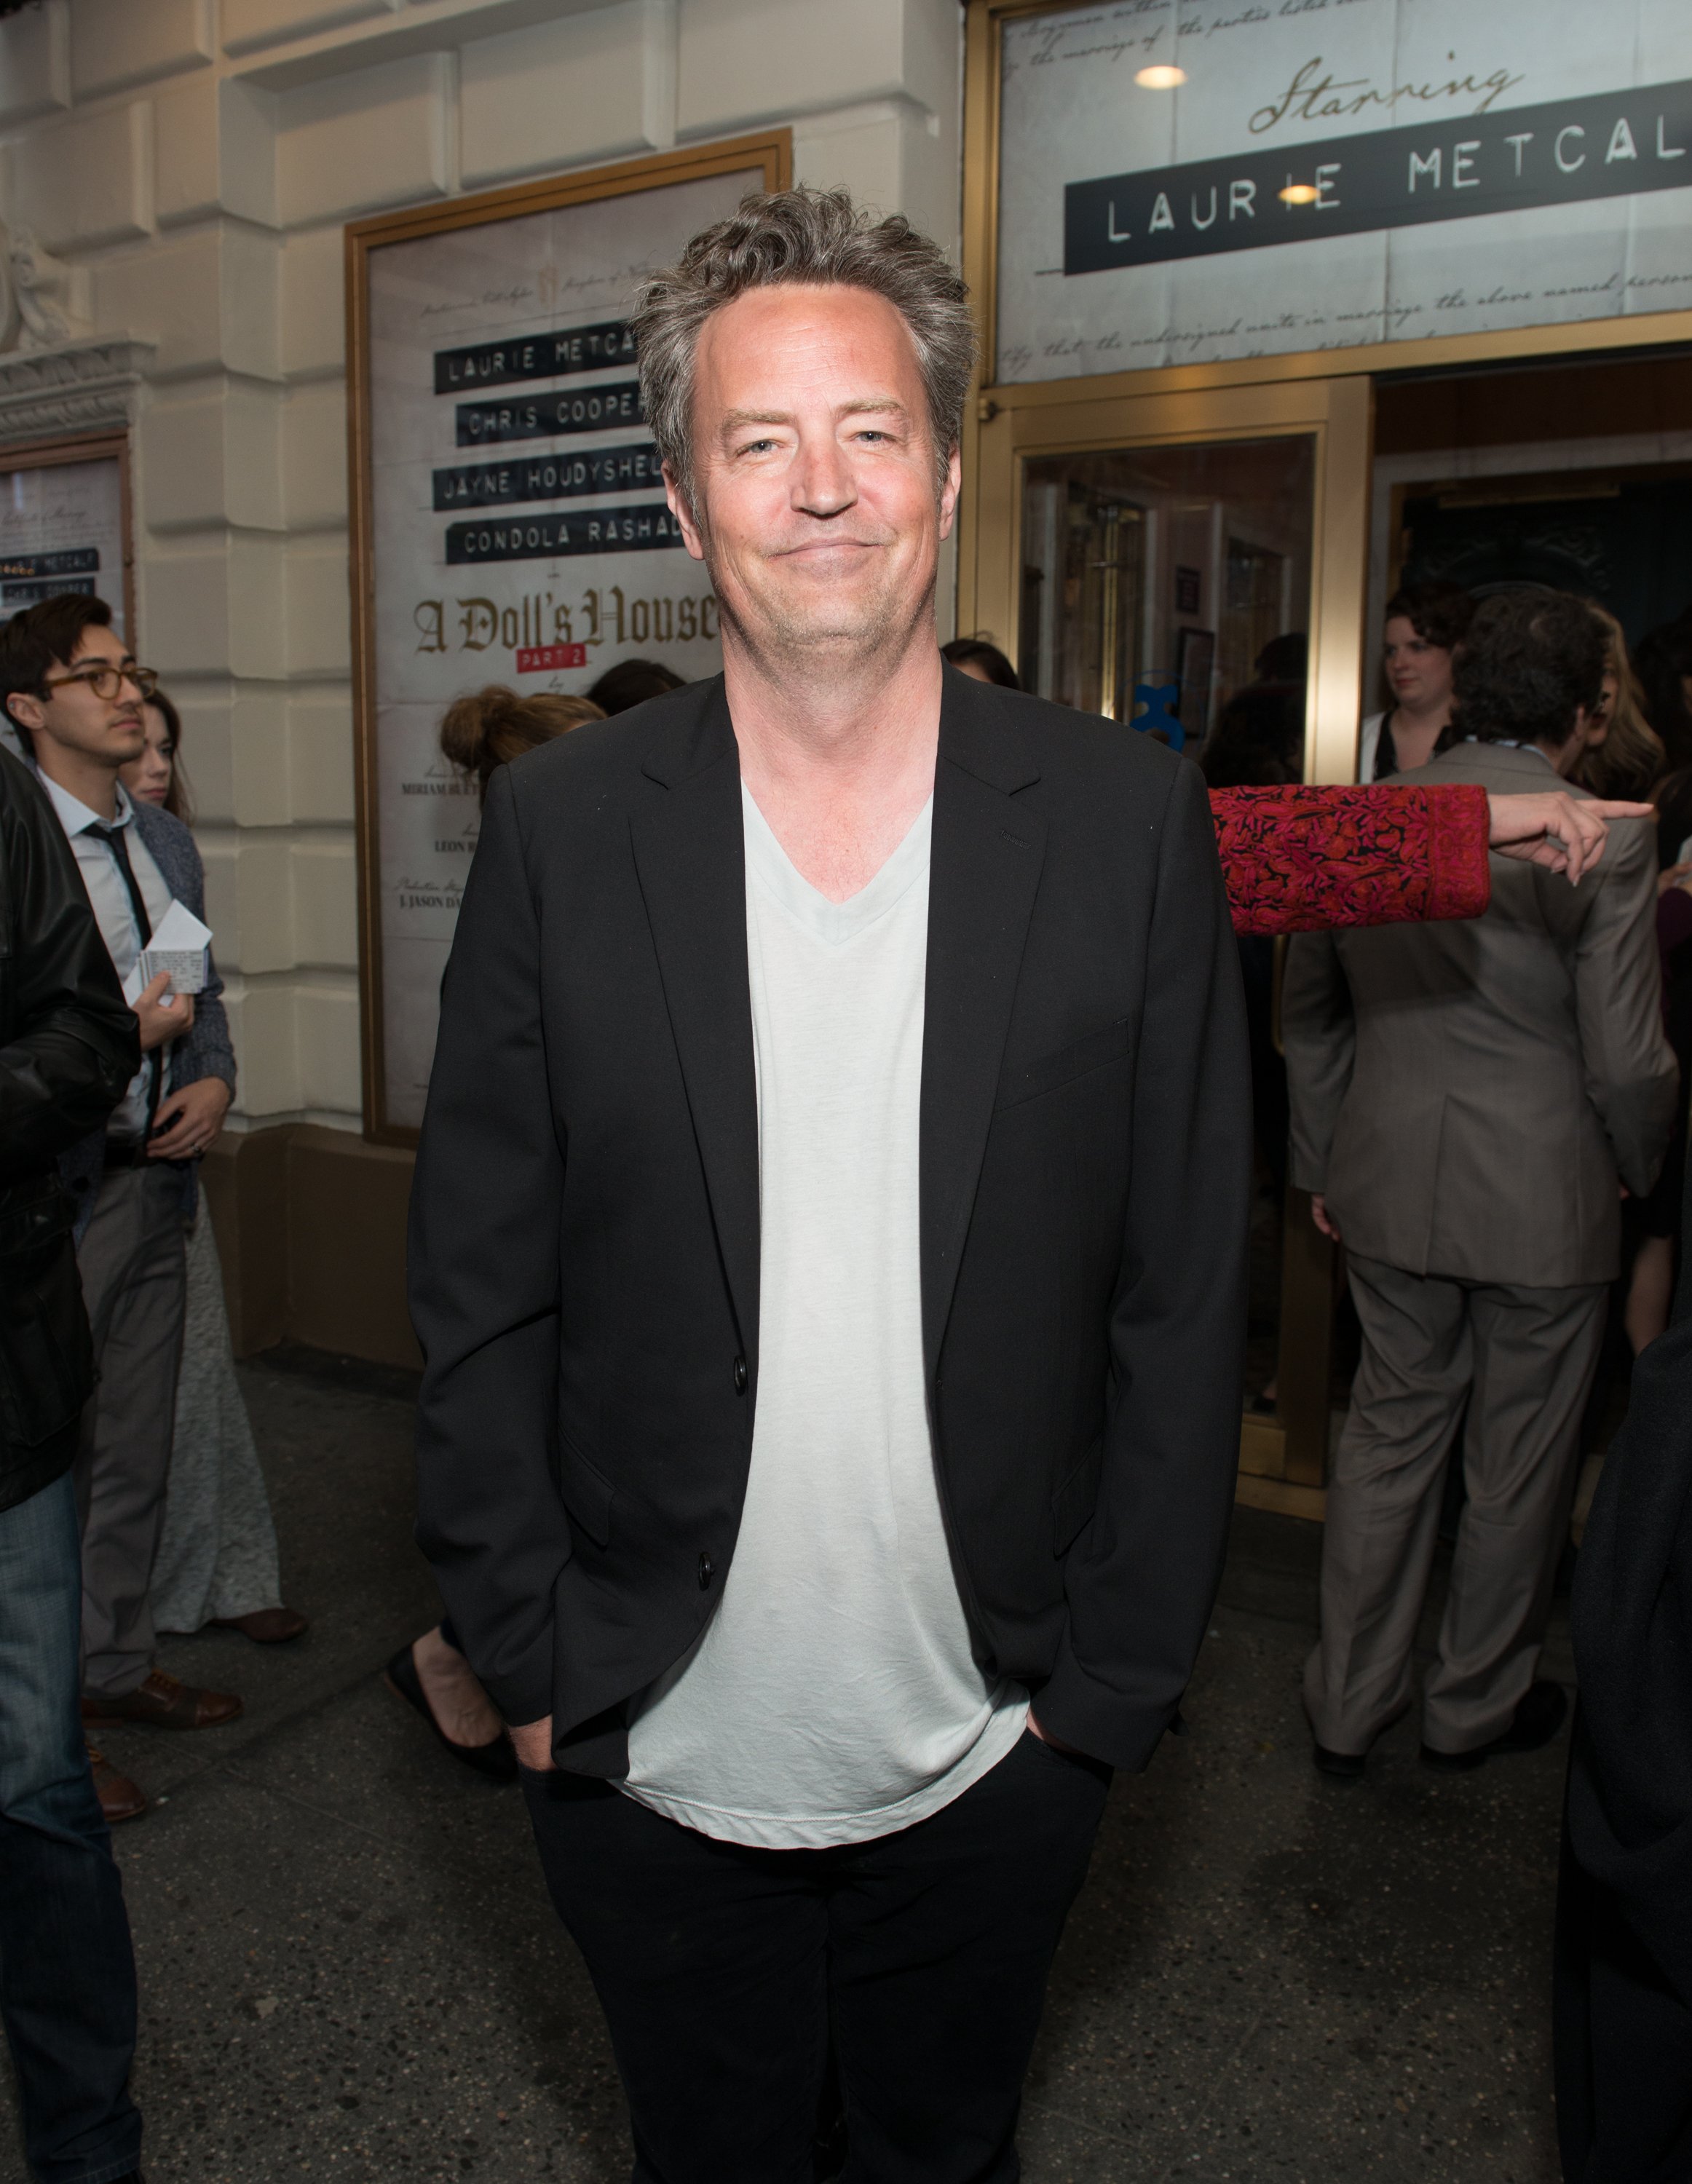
1279, 182, 1320, 205
1135, 65, 1187, 88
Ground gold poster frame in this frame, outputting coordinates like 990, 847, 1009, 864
346, 130, 791, 1144
0, 430, 136, 650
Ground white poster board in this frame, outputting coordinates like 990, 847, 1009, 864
0, 450, 126, 634
996, 0, 1692, 383
356, 153, 778, 1134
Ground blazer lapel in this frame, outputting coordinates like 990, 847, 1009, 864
920, 673, 1045, 1382
628, 681, 762, 1366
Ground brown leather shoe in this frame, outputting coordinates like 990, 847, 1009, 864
82, 1669, 243, 1731
87, 1742, 148, 1824
211, 1607, 308, 1644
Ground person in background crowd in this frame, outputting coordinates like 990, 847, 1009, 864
1254, 632, 1307, 688
1198, 634, 1308, 790
0, 740, 147, 2184
117, 688, 189, 817
435, 685, 604, 796
941, 636, 1018, 688
1576, 601, 1665, 804
1634, 849, 1692, 1328
1652, 764, 1692, 882
1620, 798, 1692, 1352
384, 684, 604, 1781
1563, 602, 1675, 1514
1201, 683, 1303, 788
1634, 610, 1692, 773
1284, 589, 1677, 1782
1563, 607, 1677, 1503
1358, 580, 1475, 780
0, 596, 241, 1829
1557, 1165, 1692, 2180
586, 657, 687, 715
117, 691, 307, 1652
1560, 631, 1692, 2177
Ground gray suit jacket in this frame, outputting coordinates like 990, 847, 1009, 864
1283, 743, 1678, 1289
55, 795, 236, 1240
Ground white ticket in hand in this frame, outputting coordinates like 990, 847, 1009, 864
140, 898, 213, 995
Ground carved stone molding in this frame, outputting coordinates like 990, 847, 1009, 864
0, 338, 155, 448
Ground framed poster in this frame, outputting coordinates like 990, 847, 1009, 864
347, 132, 789, 1141
984, 0, 1692, 384
0, 432, 132, 637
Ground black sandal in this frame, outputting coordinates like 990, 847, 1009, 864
384, 1642, 518, 1781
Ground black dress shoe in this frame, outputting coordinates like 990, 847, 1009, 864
1421, 1680, 1569, 1772
384, 1645, 518, 1781
1312, 1742, 1366, 1781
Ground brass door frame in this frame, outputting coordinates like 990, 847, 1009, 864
962, 375, 1374, 787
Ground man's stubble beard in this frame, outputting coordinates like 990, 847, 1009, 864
697, 510, 938, 686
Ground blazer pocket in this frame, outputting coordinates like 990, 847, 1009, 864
997, 1019, 1131, 1111
557, 1433, 614, 1549
1051, 1436, 1104, 1556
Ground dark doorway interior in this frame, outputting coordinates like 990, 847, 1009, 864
1375, 349, 1692, 646
1396, 470, 1692, 649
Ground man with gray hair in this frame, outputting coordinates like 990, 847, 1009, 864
411, 188, 1251, 2178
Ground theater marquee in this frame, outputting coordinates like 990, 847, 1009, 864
347, 135, 788, 1139
995, 0, 1692, 381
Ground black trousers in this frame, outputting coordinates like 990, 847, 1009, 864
522, 1729, 1110, 2184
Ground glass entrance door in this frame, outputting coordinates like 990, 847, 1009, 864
961, 376, 1373, 1516
1017, 436, 1316, 768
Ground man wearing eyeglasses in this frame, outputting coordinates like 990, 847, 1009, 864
0, 595, 240, 1777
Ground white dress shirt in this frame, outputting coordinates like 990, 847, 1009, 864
39, 773, 172, 1138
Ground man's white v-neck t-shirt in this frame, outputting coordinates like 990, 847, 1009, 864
622, 784, 1028, 1847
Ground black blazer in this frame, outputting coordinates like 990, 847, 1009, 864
410, 666, 1252, 1775
0, 745, 138, 1514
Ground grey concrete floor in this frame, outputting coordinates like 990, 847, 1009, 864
5, 1353, 1569, 2183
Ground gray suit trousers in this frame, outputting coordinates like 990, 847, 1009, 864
1305, 1255, 1606, 1757
74, 1165, 187, 1698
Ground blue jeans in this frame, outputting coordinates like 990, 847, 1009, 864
0, 1471, 143, 2184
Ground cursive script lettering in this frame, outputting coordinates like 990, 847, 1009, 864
1251, 54, 1525, 134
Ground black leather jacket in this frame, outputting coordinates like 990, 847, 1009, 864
0, 745, 141, 1512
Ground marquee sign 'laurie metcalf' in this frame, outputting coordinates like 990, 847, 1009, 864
1067, 76, 1692, 274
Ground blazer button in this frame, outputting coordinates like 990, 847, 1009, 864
698, 1552, 715, 1590
732, 1356, 747, 1393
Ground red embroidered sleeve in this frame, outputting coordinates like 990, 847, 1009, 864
1210, 783, 1492, 937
